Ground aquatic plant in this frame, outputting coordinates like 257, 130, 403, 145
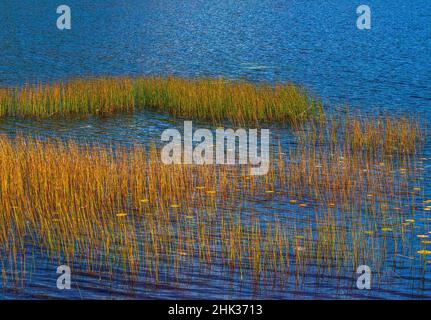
0, 77, 322, 125
0, 114, 425, 290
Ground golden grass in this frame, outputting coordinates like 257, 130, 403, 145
0, 115, 425, 287
284, 115, 423, 206
0, 77, 322, 125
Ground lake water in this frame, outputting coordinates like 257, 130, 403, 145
0, 0, 430, 299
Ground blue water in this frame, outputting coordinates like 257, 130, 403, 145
1, 0, 430, 113
0, 0, 430, 299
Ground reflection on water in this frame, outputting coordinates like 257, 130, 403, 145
0, 111, 176, 146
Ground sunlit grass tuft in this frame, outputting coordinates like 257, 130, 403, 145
0, 114, 426, 289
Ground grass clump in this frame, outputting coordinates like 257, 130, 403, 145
0, 77, 322, 125
0, 115, 425, 290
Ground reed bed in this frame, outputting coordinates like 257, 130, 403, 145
0, 77, 322, 125
0, 115, 426, 291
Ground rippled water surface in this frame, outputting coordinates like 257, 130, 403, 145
0, 0, 430, 299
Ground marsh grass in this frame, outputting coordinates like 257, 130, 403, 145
0, 77, 322, 125
0, 115, 426, 291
